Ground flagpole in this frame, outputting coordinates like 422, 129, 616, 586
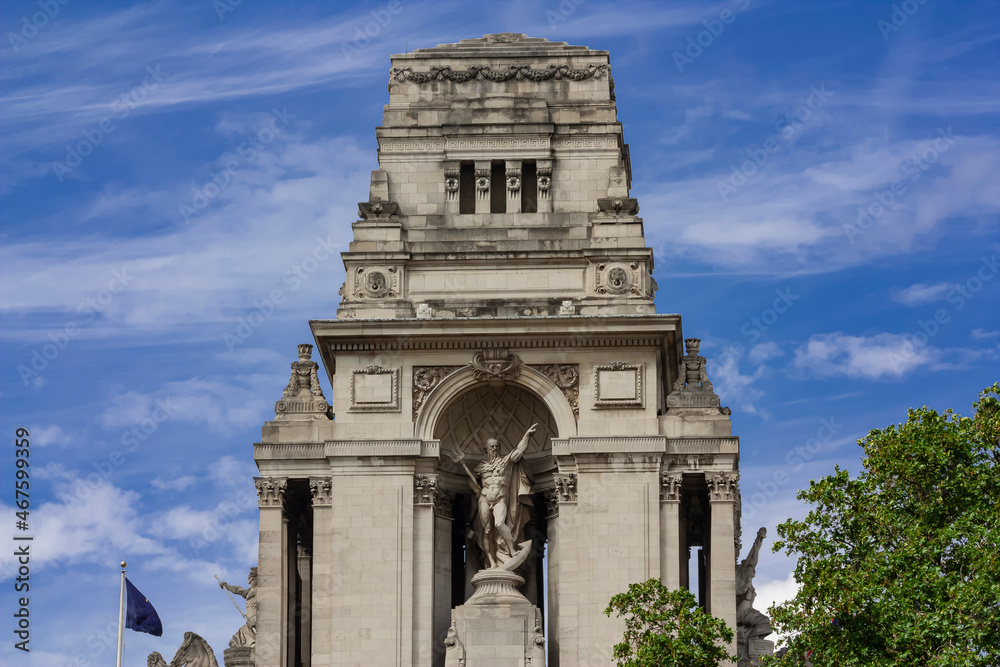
116, 561, 126, 667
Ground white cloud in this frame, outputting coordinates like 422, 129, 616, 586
971, 328, 1000, 340
708, 354, 768, 417
642, 127, 1000, 272
30, 424, 74, 447
794, 332, 932, 379
755, 572, 800, 641
892, 282, 958, 306
748, 342, 784, 364
98, 376, 282, 434
0, 132, 368, 344
152, 475, 198, 492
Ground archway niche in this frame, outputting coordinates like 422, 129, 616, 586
432, 382, 558, 612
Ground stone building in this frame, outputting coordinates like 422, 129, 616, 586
250, 34, 751, 666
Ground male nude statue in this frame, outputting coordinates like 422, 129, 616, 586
452, 423, 537, 568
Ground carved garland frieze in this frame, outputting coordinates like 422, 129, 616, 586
309, 476, 332, 506
707, 472, 739, 501
412, 366, 462, 419
530, 363, 579, 418
354, 266, 400, 299
390, 63, 609, 84
254, 477, 287, 508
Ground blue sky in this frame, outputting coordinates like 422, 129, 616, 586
1, 0, 998, 662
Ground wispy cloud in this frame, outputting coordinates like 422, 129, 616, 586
793, 332, 997, 380
892, 281, 960, 305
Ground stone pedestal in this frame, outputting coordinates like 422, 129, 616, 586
223, 646, 255, 667
445, 569, 546, 667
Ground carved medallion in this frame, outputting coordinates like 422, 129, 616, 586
596, 262, 643, 296
354, 266, 399, 299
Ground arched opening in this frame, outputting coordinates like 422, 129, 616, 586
432, 382, 558, 615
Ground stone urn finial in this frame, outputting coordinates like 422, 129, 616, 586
684, 338, 701, 355
297, 343, 313, 361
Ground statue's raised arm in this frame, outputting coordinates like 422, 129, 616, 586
509, 423, 537, 463
745, 526, 766, 567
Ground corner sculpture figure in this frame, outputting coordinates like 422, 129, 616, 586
450, 424, 537, 569
146, 631, 219, 667
218, 568, 257, 648
736, 527, 774, 665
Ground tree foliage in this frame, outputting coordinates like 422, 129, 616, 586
766, 383, 1000, 666
605, 578, 737, 667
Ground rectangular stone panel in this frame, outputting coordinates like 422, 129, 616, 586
593, 362, 644, 408
350, 367, 400, 412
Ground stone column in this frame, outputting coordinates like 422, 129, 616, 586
537, 160, 553, 213
432, 488, 454, 667
660, 473, 682, 589
412, 474, 437, 667
544, 484, 576, 667
474, 160, 490, 214
254, 476, 287, 667
505, 160, 522, 214
708, 472, 739, 658
309, 476, 332, 667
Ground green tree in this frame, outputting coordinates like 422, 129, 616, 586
766, 383, 1000, 666
604, 578, 737, 667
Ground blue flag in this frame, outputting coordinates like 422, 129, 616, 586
125, 577, 163, 636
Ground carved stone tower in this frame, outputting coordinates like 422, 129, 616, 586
251, 34, 743, 666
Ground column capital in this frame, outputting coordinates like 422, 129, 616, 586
309, 476, 332, 506
544, 473, 578, 518
254, 476, 287, 508
414, 473, 454, 518
660, 472, 682, 501
706, 472, 739, 502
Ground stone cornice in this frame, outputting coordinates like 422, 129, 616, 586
324, 336, 669, 353
255, 440, 440, 460
552, 436, 667, 455
667, 438, 740, 454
